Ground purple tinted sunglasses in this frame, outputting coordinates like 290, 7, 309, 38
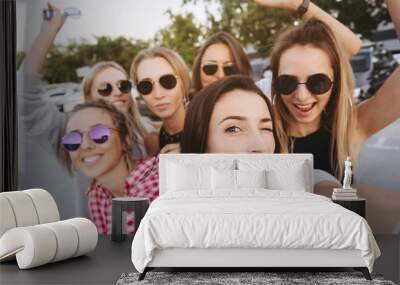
62, 124, 116, 152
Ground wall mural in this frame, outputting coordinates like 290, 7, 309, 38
16, 0, 400, 235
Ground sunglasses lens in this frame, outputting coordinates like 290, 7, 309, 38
159, 74, 177, 90
89, 125, 110, 144
307, 74, 332, 95
223, 65, 236, 76
62, 132, 81, 151
202, 64, 218, 75
276, 75, 298, 95
118, 80, 132, 93
137, 80, 153, 95
97, 83, 113, 97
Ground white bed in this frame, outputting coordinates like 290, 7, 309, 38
131, 154, 380, 280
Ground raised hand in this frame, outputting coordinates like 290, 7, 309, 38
41, 2, 66, 34
251, 0, 361, 57
160, 143, 181, 154
252, 0, 302, 11
20, 2, 66, 74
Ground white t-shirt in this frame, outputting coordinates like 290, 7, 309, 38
256, 75, 272, 100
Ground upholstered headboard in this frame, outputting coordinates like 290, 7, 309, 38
159, 154, 314, 194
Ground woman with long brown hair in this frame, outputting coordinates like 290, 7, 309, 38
191, 31, 252, 93
181, 75, 276, 154
181, 75, 340, 193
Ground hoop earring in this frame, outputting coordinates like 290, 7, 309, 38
272, 95, 276, 105
347, 94, 353, 107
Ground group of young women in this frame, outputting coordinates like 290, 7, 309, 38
20, 0, 400, 234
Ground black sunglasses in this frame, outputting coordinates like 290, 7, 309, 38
136, 74, 178, 95
97, 80, 132, 97
276, 73, 333, 95
202, 61, 237, 76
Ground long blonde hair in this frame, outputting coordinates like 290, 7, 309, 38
82, 61, 147, 139
130, 47, 191, 102
270, 19, 356, 179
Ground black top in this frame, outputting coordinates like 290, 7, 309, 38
159, 126, 182, 150
292, 126, 334, 175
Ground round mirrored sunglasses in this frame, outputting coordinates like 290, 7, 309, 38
62, 124, 117, 151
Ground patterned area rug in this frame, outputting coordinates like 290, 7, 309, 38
117, 271, 395, 285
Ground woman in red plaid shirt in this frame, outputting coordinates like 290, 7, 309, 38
59, 100, 159, 235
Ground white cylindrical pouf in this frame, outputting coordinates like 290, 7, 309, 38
23, 189, 60, 224
65, 218, 98, 257
0, 226, 57, 269
0, 196, 17, 237
42, 221, 79, 262
0, 192, 39, 227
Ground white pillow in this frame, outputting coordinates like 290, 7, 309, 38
238, 159, 309, 191
167, 162, 211, 191
211, 168, 236, 190
211, 169, 268, 190
266, 164, 307, 191
236, 169, 268, 189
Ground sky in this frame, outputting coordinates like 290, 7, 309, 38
16, 0, 218, 52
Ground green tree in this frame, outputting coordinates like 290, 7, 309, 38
42, 37, 149, 84
183, 0, 391, 57
313, 0, 390, 38
155, 11, 203, 67
16, 51, 26, 69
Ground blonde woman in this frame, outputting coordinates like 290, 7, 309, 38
80, 61, 151, 157
269, 18, 400, 179
19, 3, 151, 158
254, 0, 362, 99
130, 47, 191, 155
59, 100, 159, 235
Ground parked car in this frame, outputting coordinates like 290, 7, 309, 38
351, 43, 398, 102
131, 87, 161, 121
371, 23, 400, 54
351, 45, 374, 100
43, 83, 83, 112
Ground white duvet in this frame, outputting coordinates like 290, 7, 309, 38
131, 190, 380, 273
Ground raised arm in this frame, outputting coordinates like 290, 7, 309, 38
357, 0, 400, 139
18, 3, 67, 156
253, 0, 362, 57
20, 3, 65, 74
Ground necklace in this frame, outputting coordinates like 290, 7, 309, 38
159, 126, 182, 149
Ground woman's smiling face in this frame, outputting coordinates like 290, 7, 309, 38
65, 107, 124, 179
278, 44, 334, 131
207, 89, 275, 153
